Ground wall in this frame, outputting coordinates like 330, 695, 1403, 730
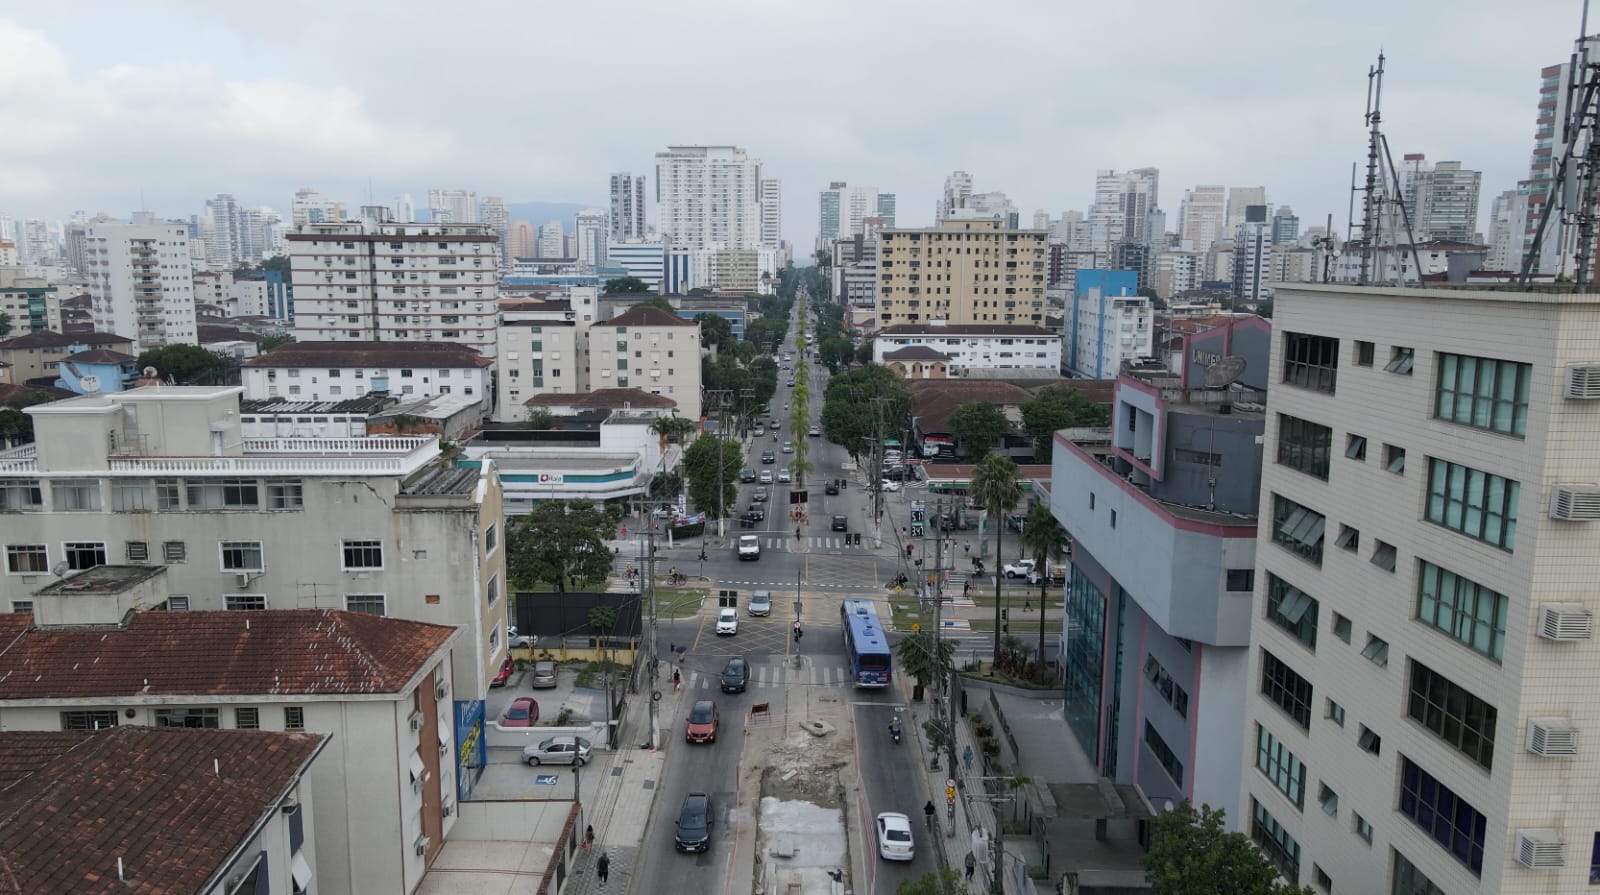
450, 799, 574, 841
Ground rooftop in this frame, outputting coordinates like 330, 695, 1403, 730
0, 728, 327, 895
33, 565, 166, 596
243, 341, 492, 369
241, 395, 398, 415
596, 305, 698, 328
881, 346, 949, 361
523, 387, 677, 410
402, 464, 482, 496
61, 348, 135, 365
0, 331, 133, 350
879, 323, 1056, 337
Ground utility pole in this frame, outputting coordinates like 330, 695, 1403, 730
706, 389, 732, 541
871, 397, 888, 548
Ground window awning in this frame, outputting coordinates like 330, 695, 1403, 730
1275, 587, 1314, 625
409, 751, 426, 782
291, 852, 313, 890
437, 721, 452, 749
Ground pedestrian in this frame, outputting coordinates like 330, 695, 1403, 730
585, 824, 595, 849
1024, 597, 1031, 612
673, 668, 681, 690
965, 852, 976, 880
963, 580, 971, 598
597, 851, 610, 885
963, 744, 973, 770
963, 543, 970, 555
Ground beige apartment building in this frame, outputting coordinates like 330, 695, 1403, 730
877, 218, 1046, 328
584, 304, 702, 419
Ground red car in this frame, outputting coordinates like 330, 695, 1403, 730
686, 699, 719, 743
502, 697, 539, 727
490, 657, 514, 688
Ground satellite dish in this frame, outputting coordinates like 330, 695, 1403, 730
79, 374, 101, 393
142, 366, 158, 378
1202, 356, 1248, 388
51, 561, 69, 577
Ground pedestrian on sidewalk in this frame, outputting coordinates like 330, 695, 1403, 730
963, 745, 973, 771
1024, 597, 1031, 612
597, 851, 610, 885
965, 852, 976, 880
673, 668, 681, 690
963, 580, 971, 598
585, 825, 595, 849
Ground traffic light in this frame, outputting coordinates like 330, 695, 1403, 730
1001, 609, 1009, 620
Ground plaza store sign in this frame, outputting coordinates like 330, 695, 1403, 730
537, 473, 564, 484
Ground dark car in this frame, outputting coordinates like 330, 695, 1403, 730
720, 657, 748, 693
747, 503, 765, 522
831, 514, 849, 532
675, 792, 713, 852
740, 467, 756, 483
824, 480, 839, 495
761, 451, 776, 465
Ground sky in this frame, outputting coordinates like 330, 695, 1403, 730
0, 0, 1589, 250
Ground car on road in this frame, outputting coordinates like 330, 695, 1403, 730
769, 418, 780, 428
831, 514, 849, 532
746, 503, 765, 522
720, 657, 749, 693
824, 480, 839, 495
674, 792, 713, 853
781, 441, 794, 453
753, 425, 765, 436
530, 660, 558, 689
879, 479, 901, 493
737, 536, 760, 561
686, 699, 720, 743
716, 607, 738, 635
778, 468, 791, 483
522, 735, 591, 766
490, 657, 514, 688
753, 486, 770, 503
1003, 559, 1037, 579
808, 426, 821, 436
652, 503, 677, 518
740, 467, 756, 483
748, 591, 772, 616
501, 697, 539, 727
759, 470, 774, 484
875, 812, 914, 861
787, 380, 795, 388
761, 451, 776, 464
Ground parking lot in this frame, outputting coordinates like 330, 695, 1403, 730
474, 660, 622, 800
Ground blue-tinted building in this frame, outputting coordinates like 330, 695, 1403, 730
1068, 270, 1152, 379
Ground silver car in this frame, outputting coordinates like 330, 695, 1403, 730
530, 660, 558, 689
748, 591, 772, 616
522, 735, 593, 766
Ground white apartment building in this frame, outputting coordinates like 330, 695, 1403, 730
1242, 283, 1600, 894
287, 220, 499, 358
1153, 250, 1203, 299
0, 385, 507, 701
575, 209, 609, 269
242, 341, 492, 412
1179, 186, 1228, 255
1234, 220, 1273, 303
427, 189, 478, 225
873, 323, 1061, 375
609, 173, 647, 242
495, 289, 597, 419
84, 220, 197, 350
480, 196, 511, 266
654, 145, 762, 250
1069, 273, 1154, 379
538, 220, 566, 260
607, 241, 665, 291
760, 178, 782, 249
291, 187, 344, 228
585, 304, 701, 419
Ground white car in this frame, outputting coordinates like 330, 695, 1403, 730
782, 441, 794, 453
879, 479, 901, 493
716, 607, 738, 636
1003, 559, 1037, 579
808, 426, 821, 437
737, 535, 761, 561
778, 468, 792, 483
759, 470, 774, 484
875, 812, 914, 861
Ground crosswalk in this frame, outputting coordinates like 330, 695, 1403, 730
750, 535, 862, 551
675, 663, 862, 690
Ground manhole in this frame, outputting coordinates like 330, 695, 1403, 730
642, 779, 656, 790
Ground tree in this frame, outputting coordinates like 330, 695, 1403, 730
648, 415, 695, 450
1019, 501, 1068, 680
854, 341, 874, 365
893, 630, 957, 703
820, 364, 912, 463
258, 255, 290, 274
948, 401, 1009, 463
971, 454, 1022, 668
694, 313, 734, 353
1020, 385, 1111, 460
894, 870, 962, 895
505, 502, 614, 592
134, 344, 234, 385
603, 276, 653, 296
682, 435, 740, 517
1144, 801, 1315, 895
526, 408, 557, 429
0, 311, 12, 338
259, 333, 294, 351
588, 604, 617, 642
818, 334, 854, 372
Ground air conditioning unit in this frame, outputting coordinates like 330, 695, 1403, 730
235, 572, 253, 588
1565, 364, 1600, 399
441, 799, 454, 818
435, 682, 449, 701
414, 835, 430, 857
1538, 603, 1594, 641
1527, 718, 1579, 756
1514, 829, 1566, 869
408, 711, 423, 731
1550, 485, 1600, 521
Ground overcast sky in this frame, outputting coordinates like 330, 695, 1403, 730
0, 1, 1588, 248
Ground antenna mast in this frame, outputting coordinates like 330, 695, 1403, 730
1522, 4, 1600, 289
1358, 54, 1386, 285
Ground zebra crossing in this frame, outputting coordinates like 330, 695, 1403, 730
678, 663, 858, 689
752, 535, 861, 551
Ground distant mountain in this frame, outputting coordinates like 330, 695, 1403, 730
507, 201, 603, 227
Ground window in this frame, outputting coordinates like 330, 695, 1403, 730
1276, 414, 1331, 479
0, 480, 43, 510
1255, 723, 1306, 809
345, 593, 386, 616
1326, 699, 1345, 727
285, 706, 305, 730
1416, 560, 1508, 661
236, 707, 260, 729
162, 541, 187, 563
1385, 444, 1407, 474
1435, 352, 1531, 437
220, 541, 263, 572
1333, 612, 1352, 643
1261, 649, 1313, 729
156, 479, 180, 510
1355, 340, 1375, 366
1271, 495, 1325, 564
5, 545, 47, 574
1226, 569, 1255, 591
1345, 434, 1367, 460
64, 542, 107, 570
1089, 492, 1095, 510
1358, 725, 1381, 755
1408, 660, 1497, 770
1250, 798, 1303, 882
1370, 540, 1397, 572
1110, 510, 1117, 529
186, 478, 260, 509
485, 523, 498, 554
341, 539, 384, 569
1385, 346, 1415, 374
225, 594, 267, 610
1174, 448, 1222, 466
487, 574, 499, 605
1281, 331, 1339, 394
1314, 865, 1332, 892
125, 541, 149, 563
1398, 756, 1487, 875
111, 480, 150, 511
1144, 720, 1184, 787
1334, 525, 1359, 552
1142, 654, 1189, 718
155, 708, 221, 728
1318, 783, 1339, 816
1424, 458, 1518, 551
51, 480, 100, 511
165, 595, 190, 611
1393, 850, 1448, 895
1592, 834, 1600, 886
266, 480, 304, 510
1354, 814, 1373, 844
61, 710, 119, 730
1361, 635, 1389, 667
1266, 574, 1318, 648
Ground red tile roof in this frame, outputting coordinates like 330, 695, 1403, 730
0, 610, 455, 699
595, 305, 696, 328
523, 387, 678, 410
0, 727, 326, 895
0, 331, 134, 350
242, 341, 491, 369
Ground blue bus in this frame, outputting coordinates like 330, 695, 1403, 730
840, 598, 893, 687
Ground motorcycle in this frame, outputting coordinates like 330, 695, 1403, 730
889, 723, 902, 745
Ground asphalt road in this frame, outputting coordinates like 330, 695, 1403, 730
853, 700, 940, 894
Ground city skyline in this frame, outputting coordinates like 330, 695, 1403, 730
0, 2, 1579, 252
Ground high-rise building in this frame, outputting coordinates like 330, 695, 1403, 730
1272, 206, 1300, 245
819, 183, 890, 244
574, 209, 609, 269
1242, 282, 1600, 894
609, 173, 647, 242
427, 189, 478, 225
480, 196, 511, 266
965, 191, 1019, 229
938, 171, 974, 220
654, 145, 762, 250
876, 218, 1046, 328
394, 193, 416, 223
1068, 270, 1153, 378
1412, 161, 1482, 244
1179, 186, 1228, 255
290, 188, 343, 229
876, 193, 897, 228
287, 218, 499, 357
1226, 187, 1268, 234
759, 178, 782, 248
1232, 206, 1272, 303
84, 220, 197, 349
1517, 59, 1575, 274
819, 183, 844, 244
1485, 190, 1526, 270
538, 220, 566, 259
207, 194, 242, 266
508, 220, 538, 260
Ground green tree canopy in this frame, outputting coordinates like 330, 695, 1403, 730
820, 364, 912, 462
1020, 500, 1069, 678
972, 453, 1023, 663
603, 276, 654, 295
1020, 385, 1111, 460
745, 316, 789, 353
0, 386, 58, 446
505, 502, 614, 593
259, 333, 294, 351
949, 401, 1010, 463
135, 344, 236, 385
854, 341, 874, 365
695, 313, 734, 353
818, 334, 854, 373
893, 630, 957, 697
1145, 801, 1315, 895
894, 870, 962, 895
682, 435, 741, 517
526, 408, 557, 429
0, 311, 12, 338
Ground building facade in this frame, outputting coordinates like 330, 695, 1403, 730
0, 273, 59, 334
1179, 186, 1228, 255
760, 178, 782, 249
84, 220, 197, 350
584, 305, 702, 419
242, 341, 492, 411
877, 218, 1046, 328
480, 196, 511, 266
1069, 270, 1153, 379
608, 241, 666, 291
427, 189, 478, 225
874, 323, 1061, 375
575, 209, 609, 269
654, 145, 762, 250
609, 173, 647, 242
494, 290, 595, 418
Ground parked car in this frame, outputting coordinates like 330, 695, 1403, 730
721, 657, 749, 693
1003, 559, 1037, 579
748, 591, 772, 616
522, 735, 591, 766
737, 536, 761, 561
490, 657, 514, 688
502, 697, 539, 727
875, 812, 914, 861
508, 626, 535, 649
740, 467, 757, 483
716, 607, 738, 635
777, 468, 791, 483
831, 514, 849, 532
675, 793, 714, 853
530, 660, 558, 689
686, 699, 720, 743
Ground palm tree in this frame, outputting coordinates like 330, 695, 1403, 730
648, 415, 695, 452
970, 453, 1022, 672
1019, 500, 1068, 681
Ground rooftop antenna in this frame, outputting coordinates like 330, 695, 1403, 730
1522, 0, 1600, 289
1358, 53, 1385, 285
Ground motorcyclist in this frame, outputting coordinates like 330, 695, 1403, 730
889, 718, 903, 739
